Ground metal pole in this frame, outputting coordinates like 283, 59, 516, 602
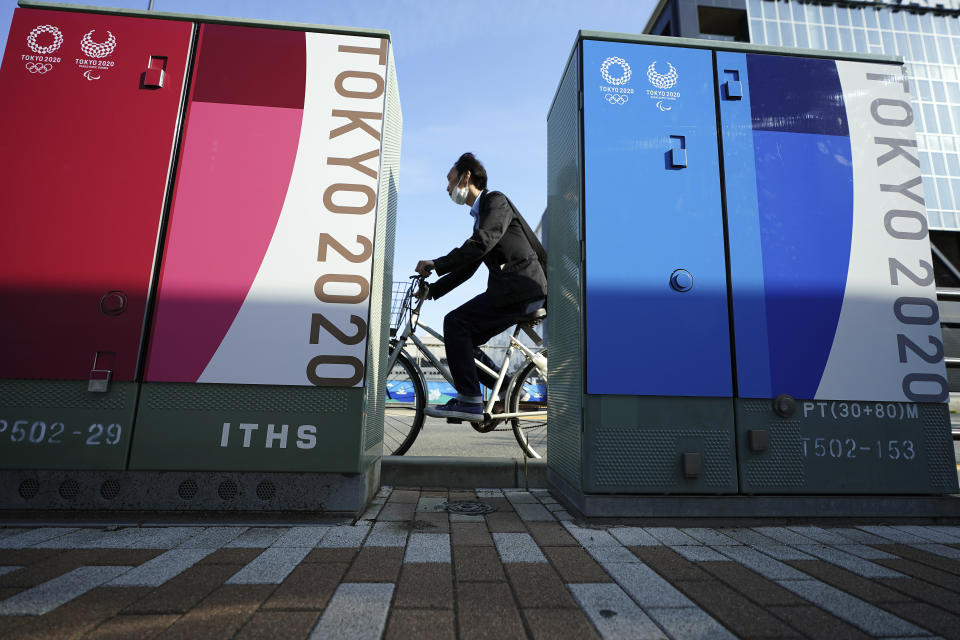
147, 0, 154, 10
931, 243, 960, 284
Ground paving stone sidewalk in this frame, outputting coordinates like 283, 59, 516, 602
1, 487, 960, 639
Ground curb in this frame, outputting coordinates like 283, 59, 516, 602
381, 455, 547, 489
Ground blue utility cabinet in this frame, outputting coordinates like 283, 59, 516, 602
547, 32, 958, 510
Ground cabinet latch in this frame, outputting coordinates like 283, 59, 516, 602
142, 55, 167, 89
88, 352, 114, 393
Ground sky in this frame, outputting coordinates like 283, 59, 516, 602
0, 0, 658, 330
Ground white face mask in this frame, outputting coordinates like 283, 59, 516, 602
449, 174, 469, 205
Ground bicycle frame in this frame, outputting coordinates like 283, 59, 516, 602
388, 278, 546, 422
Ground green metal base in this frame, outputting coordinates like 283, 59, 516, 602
0, 464, 380, 515
0, 379, 137, 470
129, 382, 371, 472
549, 467, 960, 521
736, 399, 959, 495
583, 395, 738, 494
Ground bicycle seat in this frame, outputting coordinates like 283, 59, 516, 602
517, 307, 547, 325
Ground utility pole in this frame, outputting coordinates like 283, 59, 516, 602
147, 0, 154, 10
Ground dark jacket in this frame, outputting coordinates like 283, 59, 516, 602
430, 190, 547, 305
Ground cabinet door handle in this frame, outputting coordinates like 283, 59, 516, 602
142, 55, 167, 89
670, 135, 687, 168
723, 69, 742, 100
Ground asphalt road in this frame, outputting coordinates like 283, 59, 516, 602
403, 416, 543, 459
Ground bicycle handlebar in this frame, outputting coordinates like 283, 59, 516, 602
409, 274, 430, 304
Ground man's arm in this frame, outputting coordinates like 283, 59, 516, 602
428, 260, 481, 299
432, 193, 512, 276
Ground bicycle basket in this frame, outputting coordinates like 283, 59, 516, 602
390, 281, 413, 333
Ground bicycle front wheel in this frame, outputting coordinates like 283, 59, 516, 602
384, 347, 426, 456
509, 360, 548, 458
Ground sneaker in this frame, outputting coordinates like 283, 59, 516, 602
446, 401, 504, 424
424, 398, 483, 422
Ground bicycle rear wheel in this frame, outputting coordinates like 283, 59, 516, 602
384, 347, 426, 455
509, 360, 548, 458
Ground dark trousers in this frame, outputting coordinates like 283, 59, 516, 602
443, 292, 534, 403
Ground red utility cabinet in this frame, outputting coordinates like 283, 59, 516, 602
0, 8, 192, 469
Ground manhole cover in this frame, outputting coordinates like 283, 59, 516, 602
440, 501, 497, 515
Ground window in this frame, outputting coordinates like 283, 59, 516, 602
931, 231, 960, 286
697, 6, 750, 42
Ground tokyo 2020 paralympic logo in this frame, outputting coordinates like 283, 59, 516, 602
647, 61, 678, 89
81, 30, 116, 58
601, 57, 631, 85
26, 25, 63, 54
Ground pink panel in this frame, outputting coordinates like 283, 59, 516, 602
145, 101, 303, 382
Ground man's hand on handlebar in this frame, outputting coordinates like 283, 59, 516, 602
413, 262, 434, 300
415, 260, 434, 277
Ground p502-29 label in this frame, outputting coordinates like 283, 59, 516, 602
0, 417, 123, 447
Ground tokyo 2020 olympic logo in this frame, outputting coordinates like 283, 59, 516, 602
80, 30, 116, 58
601, 57, 632, 86
25, 62, 53, 74
600, 56, 633, 106
26, 25, 63, 54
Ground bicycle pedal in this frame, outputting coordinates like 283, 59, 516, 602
473, 416, 499, 433
446, 417, 463, 424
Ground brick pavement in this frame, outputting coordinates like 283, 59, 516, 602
0, 488, 959, 639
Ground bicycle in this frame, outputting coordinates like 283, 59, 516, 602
384, 275, 547, 458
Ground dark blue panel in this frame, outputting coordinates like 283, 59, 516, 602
582, 40, 731, 397
753, 130, 853, 398
747, 54, 849, 137
715, 51, 772, 399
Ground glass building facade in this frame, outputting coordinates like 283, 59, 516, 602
751, 0, 959, 231
646, 0, 960, 238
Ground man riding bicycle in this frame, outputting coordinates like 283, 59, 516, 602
415, 152, 546, 422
